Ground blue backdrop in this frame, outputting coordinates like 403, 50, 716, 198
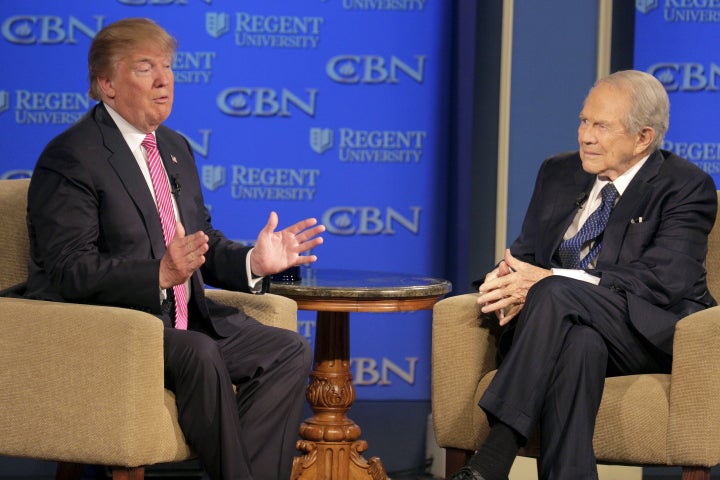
0, 0, 451, 401
634, 0, 720, 188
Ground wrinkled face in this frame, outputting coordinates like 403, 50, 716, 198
577, 83, 649, 181
97, 47, 174, 133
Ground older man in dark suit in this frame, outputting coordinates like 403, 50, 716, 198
25, 18, 324, 480
452, 70, 717, 480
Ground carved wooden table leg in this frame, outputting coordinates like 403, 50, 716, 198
292, 311, 388, 480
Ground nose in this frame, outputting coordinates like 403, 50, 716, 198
155, 67, 173, 87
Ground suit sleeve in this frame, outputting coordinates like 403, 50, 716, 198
199, 210, 256, 293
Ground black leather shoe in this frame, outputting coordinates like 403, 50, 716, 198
449, 466, 486, 480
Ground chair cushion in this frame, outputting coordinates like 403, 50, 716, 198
477, 371, 670, 464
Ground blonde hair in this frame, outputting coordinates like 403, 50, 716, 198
88, 18, 177, 100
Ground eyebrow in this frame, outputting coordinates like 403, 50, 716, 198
130, 54, 171, 65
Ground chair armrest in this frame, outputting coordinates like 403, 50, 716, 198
431, 293, 499, 449
667, 306, 720, 465
205, 290, 297, 331
0, 297, 171, 466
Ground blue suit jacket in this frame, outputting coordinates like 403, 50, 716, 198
509, 149, 717, 355
25, 103, 262, 336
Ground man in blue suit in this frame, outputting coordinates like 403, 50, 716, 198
25, 18, 324, 480
452, 70, 717, 480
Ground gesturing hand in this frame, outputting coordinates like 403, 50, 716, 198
477, 249, 552, 326
250, 211, 325, 277
159, 221, 209, 289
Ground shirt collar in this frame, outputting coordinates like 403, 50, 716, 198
103, 103, 154, 153
595, 154, 650, 196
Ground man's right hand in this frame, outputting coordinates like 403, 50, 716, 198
159, 221, 209, 289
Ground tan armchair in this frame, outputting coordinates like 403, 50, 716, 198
431, 191, 720, 480
0, 179, 298, 480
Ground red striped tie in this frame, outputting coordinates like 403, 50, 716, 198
142, 133, 188, 330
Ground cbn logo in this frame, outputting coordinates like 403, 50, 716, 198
1, 16, 104, 44
322, 206, 422, 235
0, 91, 9, 114
201, 165, 226, 191
310, 128, 333, 154
635, 0, 658, 14
326, 55, 426, 84
206, 12, 230, 39
217, 87, 317, 117
647, 63, 720, 91
351, 357, 418, 386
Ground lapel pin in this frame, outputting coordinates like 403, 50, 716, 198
171, 155, 178, 163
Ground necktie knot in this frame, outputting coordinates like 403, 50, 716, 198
142, 133, 157, 152
600, 182, 619, 207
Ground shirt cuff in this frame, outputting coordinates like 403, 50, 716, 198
246, 247, 265, 293
551, 268, 601, 285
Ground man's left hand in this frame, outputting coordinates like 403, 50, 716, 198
250, 211, 325, 277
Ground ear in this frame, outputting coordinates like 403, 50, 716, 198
634, 126, 656, 155
97, 75, 116, 100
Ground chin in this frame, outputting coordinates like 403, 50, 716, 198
580, 160, 598, 174
155, 111, 172, 125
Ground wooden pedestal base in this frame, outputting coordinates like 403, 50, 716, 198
290, 311, 388, 480
291, 440, 387, 480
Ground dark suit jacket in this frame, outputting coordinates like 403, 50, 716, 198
24, 103, 262, 337
506, 149, 717, 355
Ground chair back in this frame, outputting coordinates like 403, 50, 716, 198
0, 179, 30, 291
706, 191, 720, 300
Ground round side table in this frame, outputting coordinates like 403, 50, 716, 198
270, 269, 452, 480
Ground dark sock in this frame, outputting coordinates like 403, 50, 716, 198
467, 422, 524, 480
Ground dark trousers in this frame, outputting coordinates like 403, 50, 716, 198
163, 315, 312, 480
479, 276, 669, 480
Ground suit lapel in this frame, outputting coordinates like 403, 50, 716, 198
94, 104, 167, 258
541, 167, 594, 265
597, 150, 663, 264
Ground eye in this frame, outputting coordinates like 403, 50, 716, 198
134, 62, 152, 75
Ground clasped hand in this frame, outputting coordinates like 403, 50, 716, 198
477, 248, 551, 326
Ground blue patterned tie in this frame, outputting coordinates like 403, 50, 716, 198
558, 183, 619, 269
